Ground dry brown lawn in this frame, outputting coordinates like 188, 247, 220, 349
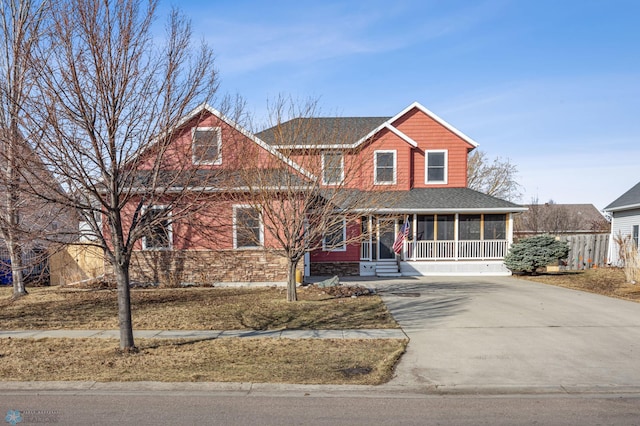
515, 267, 640, 302
0, 337, 407, 385
0, 285, 405, 384
0, 285, 398, 330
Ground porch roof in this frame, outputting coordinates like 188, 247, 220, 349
348, 188, 527, 213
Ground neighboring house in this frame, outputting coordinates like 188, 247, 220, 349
604, 181, 640, 265
514, 203, 610, 238
0, 137, 78, 284
121, 101, 526, 285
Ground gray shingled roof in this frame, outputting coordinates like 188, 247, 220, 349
256, 117, 390, 147
328, 188, 525, 212
126, 169, 310, 190
604, 181, 640, 211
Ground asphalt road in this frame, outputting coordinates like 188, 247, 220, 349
1, 390, 639, 425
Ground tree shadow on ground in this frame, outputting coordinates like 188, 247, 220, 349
375, 280, 503, 329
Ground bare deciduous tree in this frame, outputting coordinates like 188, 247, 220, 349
27, 0, 217, 350
0, 0, 48, 298
467, 150, 521, 202
236, 98, 398, 301
514, 198, 610, 237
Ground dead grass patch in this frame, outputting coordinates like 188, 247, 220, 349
0, 285, 398, 330
516, 267, 640, 302
0, 337, 407, 385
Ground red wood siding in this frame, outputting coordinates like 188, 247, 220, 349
309, 221, 361, 262
393, 107, 474, 188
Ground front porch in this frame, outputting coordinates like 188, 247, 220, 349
361, 239, 510, 261
358, 213, 514, 276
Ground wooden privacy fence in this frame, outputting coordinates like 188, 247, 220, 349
49, 244, 105, 285
558, 234, 609, 270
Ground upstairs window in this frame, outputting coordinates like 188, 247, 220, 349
374, 150, 396, 185
142, 206, 172, 250
192, 127, 222, 165
234, 206, 263, 249
425, 150, 447, 184
322, 152, 343, 185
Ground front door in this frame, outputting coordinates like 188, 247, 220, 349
378, 220, 396, 260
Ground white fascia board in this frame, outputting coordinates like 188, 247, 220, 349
124, 185, 315, 193
389, 101, 480, 148
385, 124, 418, 147
355, 207, 528, 214
604, 203, 640, 213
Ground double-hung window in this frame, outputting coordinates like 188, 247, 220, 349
322, 152, 343, 185
374, 150, 396, 185
234, 206, 263, 249
142, 206, 172, 250
425, 150, 447, 184
323, 217, 346, 251
192, 127, 222, 165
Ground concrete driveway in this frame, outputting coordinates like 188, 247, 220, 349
364, 276, 640, 394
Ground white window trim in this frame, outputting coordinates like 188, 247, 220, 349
374, 150, 397, 185
192, 126, 222, 165
425, 149, 448, 184
142, 205, 173, 251
321, 151, 344, 185
323, 217, 347, 252
233, 204, 264, 249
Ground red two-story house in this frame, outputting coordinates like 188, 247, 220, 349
258, 102, 526, 277
127, 101, 525, 286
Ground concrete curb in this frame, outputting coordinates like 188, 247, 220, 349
2, 381, 640, 397
0, 329, 408, 340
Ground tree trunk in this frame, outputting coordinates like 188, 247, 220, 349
286, 259, 298, 302
114, 261, 135, 350
8, 239, 25, 298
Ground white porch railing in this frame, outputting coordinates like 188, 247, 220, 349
361, 240, 510, 261
360, 241, 371, 261
407, 240, 509, 260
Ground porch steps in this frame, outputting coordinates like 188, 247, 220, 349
376, 260, 401, 277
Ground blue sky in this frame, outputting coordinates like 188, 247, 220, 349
167, 0, 639, 211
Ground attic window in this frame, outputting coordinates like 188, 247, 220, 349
192, 127, 221, 165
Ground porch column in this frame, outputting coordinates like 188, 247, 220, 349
368, 215, 373, 260
454, 213, 459, 260
412, 214, 417, 261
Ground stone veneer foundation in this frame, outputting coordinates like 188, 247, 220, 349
129, 250, 290, 286
310, 262, 360, 277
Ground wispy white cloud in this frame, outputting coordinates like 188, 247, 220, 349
196, 0, 507, 74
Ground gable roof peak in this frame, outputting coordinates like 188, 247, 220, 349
604, 180, 640, 212
390, 101, 479, 148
